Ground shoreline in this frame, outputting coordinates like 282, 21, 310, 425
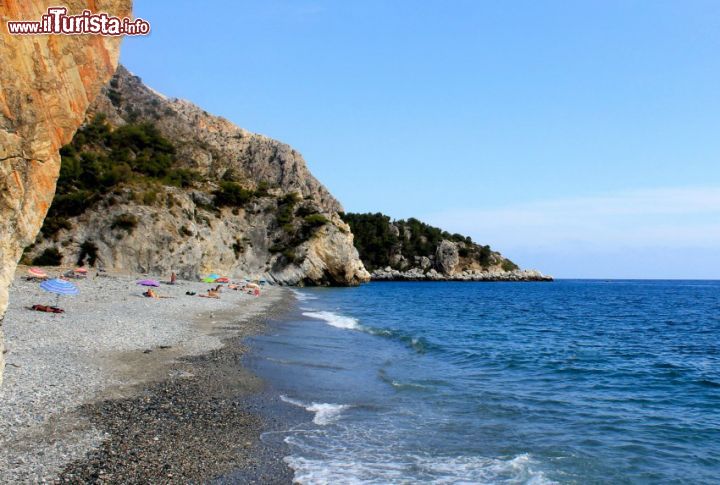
0, 269, 294, 482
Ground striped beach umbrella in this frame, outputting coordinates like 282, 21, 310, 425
40, 278, 79, 308
40, 278, 79, 295
28, 267, 47, 278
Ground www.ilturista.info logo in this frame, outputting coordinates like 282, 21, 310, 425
6, 6, 150, 36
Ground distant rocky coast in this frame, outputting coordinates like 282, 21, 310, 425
371, 267, 553, 282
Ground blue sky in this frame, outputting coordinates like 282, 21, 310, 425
122, 1, 720, 278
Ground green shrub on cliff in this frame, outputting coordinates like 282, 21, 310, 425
41, 116, 200, 238
340, 212, 399, 270
476, 245, 492, 266
164, 168, 200, 188
303, 214, 329, 227
111, 213, 139, 233
398, 218, 446, 260
213, 181, 255, 207
40, 216, 72, 238
77, 240, 99, 267
275, 192, 300, 226
32, 247, 63, 266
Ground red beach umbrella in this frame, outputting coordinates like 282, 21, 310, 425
28, 267, 48, 278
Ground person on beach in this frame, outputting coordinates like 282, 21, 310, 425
170, 272, 177, 285
143, 288, 174, 299
30, 304, 64, 313
199, 289, 220, 299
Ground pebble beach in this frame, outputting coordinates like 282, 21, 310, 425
0, 267, 292, 482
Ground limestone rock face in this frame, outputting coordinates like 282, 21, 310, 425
89, 66, 342, 214
0, 1, 131, 383
435, 240, 460, 275
272, 217, 370, 286
299, 218, 371, 286
25, 67, 370, 287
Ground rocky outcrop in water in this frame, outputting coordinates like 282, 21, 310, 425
435, 240, 460, 275
371, 267, 553, 282
0, 0, 131, 383
24, 66, 370, 286
340, 213, 550, 280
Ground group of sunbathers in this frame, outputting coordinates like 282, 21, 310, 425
30, 270, 261, 313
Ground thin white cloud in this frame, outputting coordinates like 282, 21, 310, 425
424, 187, 720, 250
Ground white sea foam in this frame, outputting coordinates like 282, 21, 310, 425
280, 395, 350, 425
284, 452, 556, 485
390, 380, 429, 391
291, 289, 318, 302
302, 311, 361, 330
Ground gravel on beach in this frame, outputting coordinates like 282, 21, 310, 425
0, 269, 292, 483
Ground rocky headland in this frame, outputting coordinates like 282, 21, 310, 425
342, 213, 552, 282
23, 66, 369, 287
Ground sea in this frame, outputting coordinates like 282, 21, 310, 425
245, 280, 720, 484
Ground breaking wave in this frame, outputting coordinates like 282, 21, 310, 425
280, 395, 351, 426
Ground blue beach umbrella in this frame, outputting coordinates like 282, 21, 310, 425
40, 278, 79, 308
40, 278, 79, 295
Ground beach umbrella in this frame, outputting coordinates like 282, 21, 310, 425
40, 278, 79, 308
28, 267, 47, 278
74, 267, 88, 274
136, 279, 160, 287
207, 273, 220, 280
202, 277, 216, 283
215, 277, 230, 283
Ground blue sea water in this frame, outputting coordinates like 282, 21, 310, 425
247, 281, 720, 484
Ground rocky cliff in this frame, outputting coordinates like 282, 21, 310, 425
0, 0, 131, 383
341, 213, 552, 281
24, 66, 370, 286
